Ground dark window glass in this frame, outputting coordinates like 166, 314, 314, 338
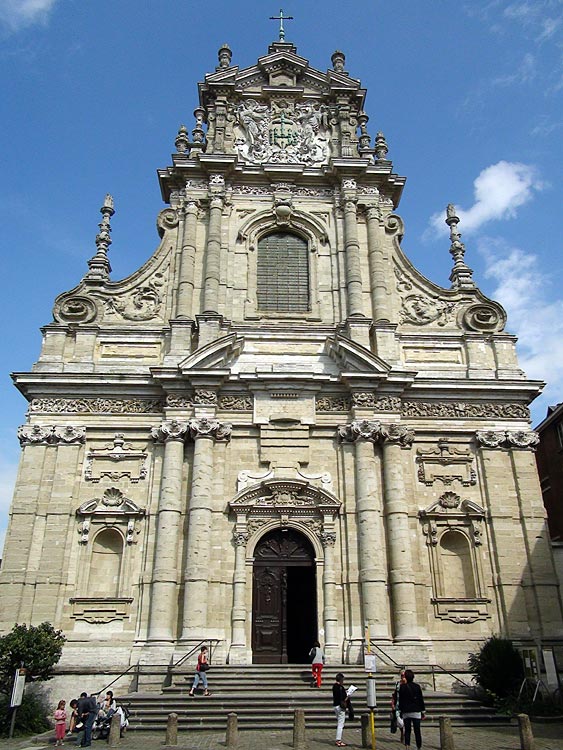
257, 233, 310, 312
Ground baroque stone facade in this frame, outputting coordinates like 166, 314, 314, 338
1, 38, 562, 682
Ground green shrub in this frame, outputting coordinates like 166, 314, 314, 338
467, 636, 525, 698
0, 692, 50, 737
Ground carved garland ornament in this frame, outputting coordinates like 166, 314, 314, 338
30, 398, 163, 414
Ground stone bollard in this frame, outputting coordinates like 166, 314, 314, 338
226, 712, 238, 748
165, 712, 178, 746
293, 708, 306, 750
439, 716, 455, 750
107, 713, 121, 747
361, 714, 370, 748
517, 713, 535, 750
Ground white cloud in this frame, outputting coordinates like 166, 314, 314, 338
478, 237, 563, 420
428, 161, 543, 235
0, 0, 58, 31
492, 52, 536, 86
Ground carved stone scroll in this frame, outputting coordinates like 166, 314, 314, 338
18, 424, 86, 446
476, 430, 540, 450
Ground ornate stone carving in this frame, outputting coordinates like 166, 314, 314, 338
156, 208, 179, 232
30, 397, 163, 414
103, 272, 166, 321
460, 302, 506, 333
476, 430, 540, 450
194, 390, 218, 405
151, 421, 189, 443
338, 420, 414, 447
85, 433, 148, 483
400, 294, 457, 327
76, 487, 145, 544
402, 401, 530, 420
416, 440, 477, 487
188, 418, 232, 442
320, 530, 337, 547
219, 395, 253, 411
234, 99, 330, 165
69, 597, 133, 624
351, 393, 401, 411
316, 395, 351, 412
18, 424, 86, 446
230, 478, 340, 518
54, 295, 98, 324
438, 491, 462, 509
380, 423, 415, 447
237, 469, 275, 492
166, 395, 193, 409
233, 530, 250, 547
297, 469, 334, 494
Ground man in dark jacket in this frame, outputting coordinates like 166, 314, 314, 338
398, 669, 426, 749
76, 692, 98, 747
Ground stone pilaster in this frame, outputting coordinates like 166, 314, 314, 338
338, 420, 390, 640
148, 420, 189, 642
202, 182, 225, 313
320, 529, 339, 658
181, 417, 232, 640
364, 205, 390, 322
380, 424, 420, 640
230, 529, 249, 662
476, 430, 563, 639
176, 200, 198, 319
341, 186, 365, 318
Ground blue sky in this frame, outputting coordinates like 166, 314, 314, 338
1, 0, 562, 553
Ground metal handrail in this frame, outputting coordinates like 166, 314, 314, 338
170, 638, 221, 670
364, 640, 475, 692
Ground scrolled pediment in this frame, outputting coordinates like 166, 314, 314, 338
229, 478, 340, 516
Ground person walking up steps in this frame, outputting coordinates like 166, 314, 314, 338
188, 645, 211, 697
309, 640, 325, 687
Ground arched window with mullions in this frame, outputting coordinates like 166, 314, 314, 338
257, 232, 310, 313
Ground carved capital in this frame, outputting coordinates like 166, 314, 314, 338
380, 423, 415, 448
476, 430, 539, 451
233, 530, 249, 547
18, 424, 86, 446
320, 531, 337, 548
188, 417, 232, 442
151, 420, 190, 443
337, 420, 381, 443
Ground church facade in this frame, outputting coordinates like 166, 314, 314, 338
1, 38, 562, 677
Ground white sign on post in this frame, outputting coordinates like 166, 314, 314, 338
10, 669, 26, 708
364, 654, 377, 673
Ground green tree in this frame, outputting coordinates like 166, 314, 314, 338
0, 622, 65, 696
467, 635, 525, 699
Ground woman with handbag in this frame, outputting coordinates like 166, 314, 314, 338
188, 645, 211, 697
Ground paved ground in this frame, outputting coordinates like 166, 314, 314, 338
2, 721, 562, 750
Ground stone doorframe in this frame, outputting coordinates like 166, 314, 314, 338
228, 478, 341, 664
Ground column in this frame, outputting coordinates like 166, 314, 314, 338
320, 529, 339, 657
341, 192, 365, 317
202, 192, 224, 313
364, 205, 390, 321
148, 420, 189, 641
181, 417, 231, 640
338, 420, 391, 640
176, 201, 198, 319
380, 423, 419, 640
230, 529, 249, 654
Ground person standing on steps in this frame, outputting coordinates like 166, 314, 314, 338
309, 640, 325, 687
398, 669, 426, 750
188, 645, 212, 697
332, 672, 348, 747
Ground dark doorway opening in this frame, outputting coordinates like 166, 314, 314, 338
252, 528, 317, 664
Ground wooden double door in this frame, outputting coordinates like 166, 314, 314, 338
252, 528, 317, 664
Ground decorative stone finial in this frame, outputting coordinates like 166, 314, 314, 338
445, 205, 475, 290
218, 43, 232, 68
357, 111, 371, 151
86, 194, 114, 280
175, 124, 190, 153
191, 107, 206, 148
374, 131, 389, 161
331, 50, 346, 73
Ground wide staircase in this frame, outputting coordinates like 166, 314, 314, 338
119, 664, 508, 732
